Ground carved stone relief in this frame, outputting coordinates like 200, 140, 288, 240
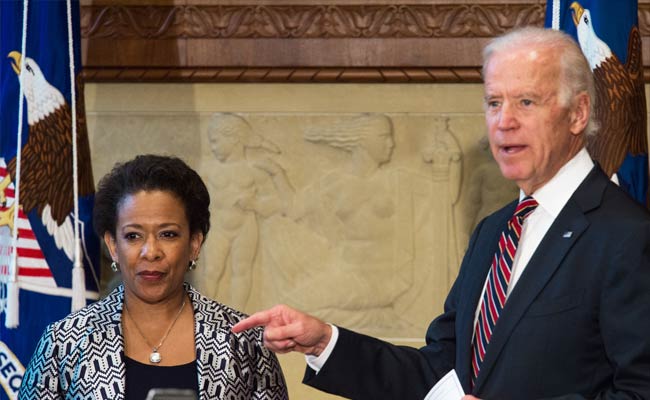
87, 107, 518, 338
199, 113, 287, 307
192, 112, 519, 337
466, 137, 520, 229
421, 117, 463, 288
453, 134, 520, 262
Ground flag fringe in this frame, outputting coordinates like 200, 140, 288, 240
71, 261, 86, 311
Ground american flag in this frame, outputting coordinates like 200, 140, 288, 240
0, 161, 55, 289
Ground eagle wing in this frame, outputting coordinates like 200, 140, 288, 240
7, 89, 95, 225
587, 26, 647, 177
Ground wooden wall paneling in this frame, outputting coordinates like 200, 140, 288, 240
80, 1, 650, 82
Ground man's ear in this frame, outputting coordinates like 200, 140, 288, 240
103, 232, 117, 262
569, 92, 590, 136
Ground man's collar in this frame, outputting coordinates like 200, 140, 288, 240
519, 148, 594, 218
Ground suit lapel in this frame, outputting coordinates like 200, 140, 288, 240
190, 286, 209, 400
455, 201, 517, 389
472, 166, 606, 392
87, 286, 126, 398
190, 284, 228, 400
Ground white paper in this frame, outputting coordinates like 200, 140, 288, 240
423, 369, 465, 400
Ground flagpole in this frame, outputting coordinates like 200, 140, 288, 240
551, 0, 561, 30
6, 0, 30, 329
66, 0, 86, 312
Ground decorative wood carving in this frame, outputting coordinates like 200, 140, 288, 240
81, 4, 545, 39
80, 1, 650, 83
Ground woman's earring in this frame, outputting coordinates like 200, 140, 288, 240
188, 260, 197, 271
110, 261, 119, 272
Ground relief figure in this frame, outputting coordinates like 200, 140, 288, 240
421, 117, 463, 283
260, 114, 416, 329
201, 113, 288, 308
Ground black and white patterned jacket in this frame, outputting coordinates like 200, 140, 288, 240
18, 284, 288, 400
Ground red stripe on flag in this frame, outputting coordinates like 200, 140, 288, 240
18, 228, 36, 240
18, 267, 52, 277
17, 247, 45, 259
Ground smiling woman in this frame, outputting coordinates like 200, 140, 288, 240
18, 155, 288, 400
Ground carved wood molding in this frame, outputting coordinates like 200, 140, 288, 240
80, 66, 484, 83
81, 3, 545, 39
81, 2, 650, 83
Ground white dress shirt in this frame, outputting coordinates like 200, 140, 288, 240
472, 148, 593, 330
308, 148, 594, 372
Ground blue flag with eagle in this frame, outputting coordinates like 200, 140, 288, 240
0, 1, 100, 398
545, 0, 649, 206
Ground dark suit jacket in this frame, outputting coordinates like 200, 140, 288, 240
304, 166, 650, 399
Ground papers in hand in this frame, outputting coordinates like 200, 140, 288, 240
423, 369, 465, 400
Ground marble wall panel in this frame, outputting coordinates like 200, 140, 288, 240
87, 113, 202, 174
86, 82, 519, 399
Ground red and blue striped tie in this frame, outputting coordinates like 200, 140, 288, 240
471, 196, 538, 387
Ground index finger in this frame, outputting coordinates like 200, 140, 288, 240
232, 310, 273, 333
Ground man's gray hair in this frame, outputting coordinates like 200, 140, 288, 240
482, 26, 598, 136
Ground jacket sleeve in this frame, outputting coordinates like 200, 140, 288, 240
18, 323, 62, 400
303, 327, 436, 399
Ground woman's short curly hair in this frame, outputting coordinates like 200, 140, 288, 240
93, 154, 210, 240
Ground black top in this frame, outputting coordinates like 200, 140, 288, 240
124, 355, 199, 400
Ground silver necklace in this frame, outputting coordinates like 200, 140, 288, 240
124, 297, 186, 364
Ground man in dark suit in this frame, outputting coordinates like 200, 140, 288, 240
233, 27, 650, 399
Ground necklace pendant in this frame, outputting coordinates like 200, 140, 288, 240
150, 350, 161, 364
